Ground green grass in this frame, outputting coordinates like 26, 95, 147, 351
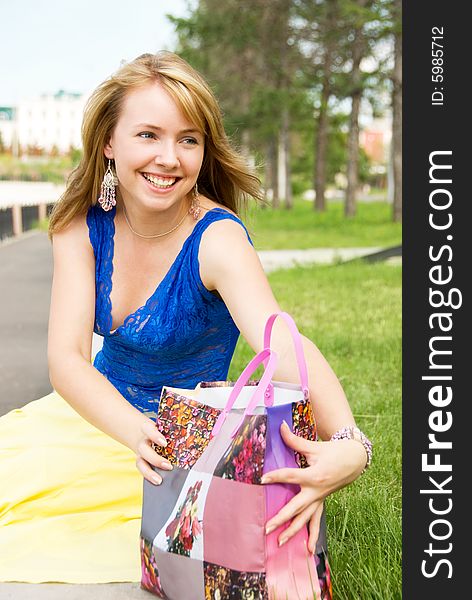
244, 199, 402, 250
228, 261, 402, 599
26, 187, 401, 253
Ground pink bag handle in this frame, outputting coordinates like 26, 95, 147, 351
211, 348, 278, 439
263, 312, 310, 399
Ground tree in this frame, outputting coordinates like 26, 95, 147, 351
169, 0, 304, 209
167, 0, 400, 215
339, 0, 395, 217
343, 0, 372, 217
391, 0, 402, 222
293, 0, 342, 212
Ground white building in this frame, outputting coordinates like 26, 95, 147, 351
0, 107, 16, 150
8, 91, 87, 154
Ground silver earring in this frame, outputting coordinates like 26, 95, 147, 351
98, 160, 118, 211
188, 183, 201, 220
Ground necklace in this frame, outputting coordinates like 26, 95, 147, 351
122, 204, 188, 239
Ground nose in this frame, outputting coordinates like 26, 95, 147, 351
154, 140, 180, 169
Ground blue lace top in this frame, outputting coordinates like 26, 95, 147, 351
86, 204, 252, 417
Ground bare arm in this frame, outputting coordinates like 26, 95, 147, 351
47, 214, 167, 482
199, 219, 361, 442
200, 219, 368, 552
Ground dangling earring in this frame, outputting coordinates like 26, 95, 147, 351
98, 160, 118, 211
188, 182, 201, 220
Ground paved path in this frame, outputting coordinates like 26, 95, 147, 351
0, 230, 397, 598
259, 246, 382, 272
0, 582, 150, 600
0, 231, 53, 415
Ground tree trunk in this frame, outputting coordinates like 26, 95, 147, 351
270, 136, 280, 208
279, 107, 293, 209
263, 137, 276, 206
392, 0, 402, 222
277, 129, 286, 207
345, 91, 362, 217
344, 3, 367, 218
241, 129, 251, 160
314, 60, 332, 212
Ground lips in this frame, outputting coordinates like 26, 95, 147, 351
142, 173, 181, 189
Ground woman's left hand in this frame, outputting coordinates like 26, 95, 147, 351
261, 421, 367, 553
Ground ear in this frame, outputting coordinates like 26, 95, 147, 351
104, 138, 114, 160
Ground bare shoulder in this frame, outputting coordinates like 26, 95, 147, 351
199, 209, 250, 251
48, 210, 96, 366
51, 211, 94, 263
198, 209, 261, 291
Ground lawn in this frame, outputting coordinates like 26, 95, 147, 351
244, 199, 402, 250
228, 260, 402, 599
36, 197, 401, 250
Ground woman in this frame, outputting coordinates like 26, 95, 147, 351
0, 52, 371, 597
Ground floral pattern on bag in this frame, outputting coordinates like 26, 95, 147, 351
154, 391, 220, 468
292, 399, 317, 468
204, 561, 268, 600
213, 415, 267, 484
140, 537, 167, 598
199, 380, 259, 388
165, 480, 203, 557
315, 551, 333, 600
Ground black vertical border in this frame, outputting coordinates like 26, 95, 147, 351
403, 2, 468, 597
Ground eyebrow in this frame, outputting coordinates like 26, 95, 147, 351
135, 123, 202, 135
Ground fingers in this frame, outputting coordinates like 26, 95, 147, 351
136, 456, 164, 486
265, 490, 310, 534
279, 420, 317, 457
276, 504, 315, 548
136, 422, 172, 486
266, 499, 324, 554
261, 466, 309, 486
141, 420, 167, 447
307, 502, 324, 554
139, 438, 173, 469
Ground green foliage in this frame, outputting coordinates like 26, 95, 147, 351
228, 261, 402, 599
0, 153, 77, 183
167, 0, 399, 210
291, 111, 352, 191
245, 199, 402, 249
69, 147, 83, 167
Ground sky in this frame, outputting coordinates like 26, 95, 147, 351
0, 0, 192, 106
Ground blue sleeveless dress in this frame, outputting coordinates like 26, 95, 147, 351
0, 205, 253, 585
86, 204, 252, 417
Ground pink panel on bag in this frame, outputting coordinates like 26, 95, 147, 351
265, 507, 320, 600
203, 476, 266, 573
264, 402, 320, 600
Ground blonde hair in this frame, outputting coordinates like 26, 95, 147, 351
48, 51, 262, 239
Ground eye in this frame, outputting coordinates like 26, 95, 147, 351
138, 131, 156, 139
182, 137, 198, 145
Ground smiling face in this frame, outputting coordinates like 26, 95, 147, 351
104, 82, 205, 213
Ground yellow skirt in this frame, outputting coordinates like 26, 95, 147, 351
0, 390, 143, 584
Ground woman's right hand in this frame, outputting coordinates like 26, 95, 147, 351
135, 419, 173, 485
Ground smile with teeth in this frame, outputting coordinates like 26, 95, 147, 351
142, 173, 178, 188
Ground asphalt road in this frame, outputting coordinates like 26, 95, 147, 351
0, 231, 53, 417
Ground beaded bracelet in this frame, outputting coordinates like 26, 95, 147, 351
330, 425, 373, 473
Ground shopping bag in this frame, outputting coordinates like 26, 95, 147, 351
140, 312, 332, 599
